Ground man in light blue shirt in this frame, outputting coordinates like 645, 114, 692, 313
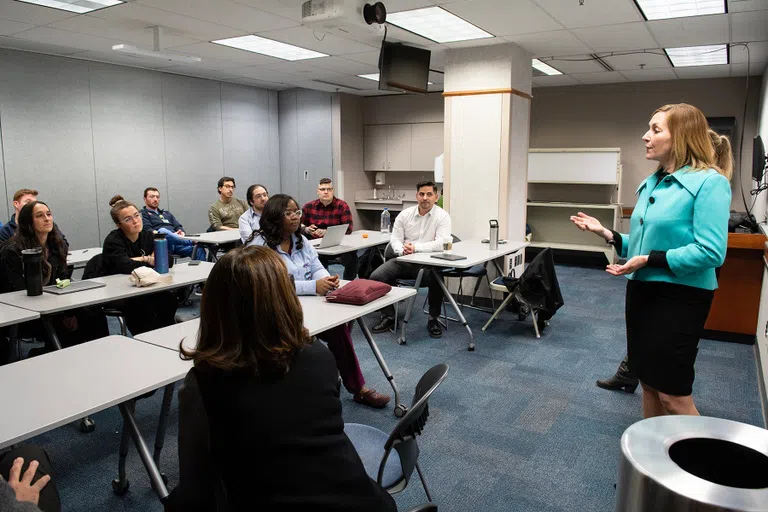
238, 184, 268, 243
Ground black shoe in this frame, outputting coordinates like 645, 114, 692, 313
371, 316, 395, 334
427, 318, 442, 338
596, 355, 638, 393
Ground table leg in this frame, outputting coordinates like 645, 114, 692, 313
397, 267, 424, 346
112, 400, 135, 496
41, 318, 63, 350
117, 400, 170, 500
431, 268, 475, 351
356, 318, 406, 418
152, 384, 175, 471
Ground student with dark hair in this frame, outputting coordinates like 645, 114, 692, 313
208, 177, 248, 231
369, 181, 452, 338
0, 189, 39, 242
141, 187, 205, 260
237, 183, 268, 243
246, 194, 390, 409
101, 195, 177, 335
166, 246, 397, 511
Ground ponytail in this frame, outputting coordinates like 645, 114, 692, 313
708, 129, 733, 180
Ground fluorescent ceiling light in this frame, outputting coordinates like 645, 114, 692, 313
532, 59, 562, 76
634, 0, 725, 20
212, 35, 327, 61
112, 44, 202, 64
665, 44, 728, 67
386, 6, 494, 44
15, 0, 122, 14
357, 73, 433, 85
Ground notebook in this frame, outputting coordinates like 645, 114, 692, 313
430, 254, 467, 261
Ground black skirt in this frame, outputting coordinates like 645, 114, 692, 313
625, 279, 714, 396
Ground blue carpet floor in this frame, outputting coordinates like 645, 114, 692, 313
17, 264, 763, 511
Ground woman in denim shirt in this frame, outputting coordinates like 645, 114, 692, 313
571, 104, 732, 418
246, 194, 390, 409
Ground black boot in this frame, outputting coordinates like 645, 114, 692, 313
596, 355, 638, 393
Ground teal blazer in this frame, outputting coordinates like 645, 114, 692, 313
617, 166, 730, 290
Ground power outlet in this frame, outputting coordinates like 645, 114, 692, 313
303, 170, 309, 180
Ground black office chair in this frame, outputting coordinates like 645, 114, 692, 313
344, 363, 449, 507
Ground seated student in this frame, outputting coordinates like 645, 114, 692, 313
302, 178, 358, 280
369, 181, 451, 338
166, 246, 397, 512
0, 189, 38, 242
101, 195, 177, 335
140, 187, 205, 260
0, 201, 108, 350
237, 183, 268, 243
208, 177, 248, 232
246, 194, 389, 408
0, 445, 60, 512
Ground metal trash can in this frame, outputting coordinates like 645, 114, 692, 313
616, 416, 768, 511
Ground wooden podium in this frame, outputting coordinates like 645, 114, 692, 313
704, 233, 767, 338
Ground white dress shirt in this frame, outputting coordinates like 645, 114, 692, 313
390, 205, 452, 256
238, 207, 261, 243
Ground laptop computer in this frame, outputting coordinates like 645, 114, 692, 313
43, 280, 106, 295
317, 224, 351, 250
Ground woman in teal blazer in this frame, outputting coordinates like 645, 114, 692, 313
571, 103, 732, 418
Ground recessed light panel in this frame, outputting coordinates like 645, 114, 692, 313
665, 44, 728, 67
212, 35, 328, 61
386, 6, 494, 44
16, 0, 122, 14
635, 0, 725, 20
532, 59, 562, 76
357, 73, 433, 85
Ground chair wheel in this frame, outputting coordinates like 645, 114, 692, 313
112, 479, 130, 495
79, 417, 96, 433
394, 404, 408, 417
397, 337, 407, 345
517, 313, 527, 321
467, 344, 475, 352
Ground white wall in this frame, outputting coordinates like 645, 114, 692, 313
755, 64, 768, 224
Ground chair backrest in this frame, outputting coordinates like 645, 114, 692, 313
82, 253, 104, 280
377, 363, 449, 486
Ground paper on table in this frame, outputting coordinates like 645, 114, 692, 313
130, 267, 173, 287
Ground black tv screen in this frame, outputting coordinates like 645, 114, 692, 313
753, 135, 766, 182
379, 42, 431, 94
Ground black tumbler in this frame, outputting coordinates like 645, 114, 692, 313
21, 248, 43, 296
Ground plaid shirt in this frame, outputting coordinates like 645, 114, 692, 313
302, 197, 353, 237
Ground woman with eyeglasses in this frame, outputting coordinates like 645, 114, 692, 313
245, 194, 390, 409
101, 195, 177, 335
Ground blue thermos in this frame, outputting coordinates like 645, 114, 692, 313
153, 233, 169, 274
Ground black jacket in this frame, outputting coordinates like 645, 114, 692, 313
503, 247, 564, 323
101, 229, 172, 276
0, 239, 68, 293
165, 341, 397, 512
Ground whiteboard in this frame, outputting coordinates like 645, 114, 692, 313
528, 148, 620, 184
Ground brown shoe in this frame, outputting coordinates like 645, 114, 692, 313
353, 388, 391, 409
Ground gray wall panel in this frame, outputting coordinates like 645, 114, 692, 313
268, 90, 281, 194
162, 75, 225, 234
0, 50, 99, 249
279, 90, 299, 201
0, 116, 8, 222
297, 89, 333, 207
89, 63, 168, 236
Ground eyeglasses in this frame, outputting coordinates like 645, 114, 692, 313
284, 209, 303, 218
318, 187, 333, 192
121, 212, 141, 224
252, 193, 268, 200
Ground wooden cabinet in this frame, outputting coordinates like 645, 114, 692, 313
363, 122, 442, 172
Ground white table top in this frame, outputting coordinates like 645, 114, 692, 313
395, 240, 529, 269
135, 283, 417, 353
67, 247, 101, 267
0, 262, 213, 315
309, 230, 391, 256
180, 230, 241, 244
0, 303, 40, 328
0, 335, 191, 450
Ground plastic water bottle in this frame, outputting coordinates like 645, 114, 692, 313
153, 234, 169, 274
380, 208, 390, 234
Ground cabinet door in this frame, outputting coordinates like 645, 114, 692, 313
364, 125, 388, 171
386, 124, 412, 171
410, 123, 444, 171
757, 264, 768, 343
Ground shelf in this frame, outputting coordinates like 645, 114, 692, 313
529, 241, 613, 253
527, 202, 619, 210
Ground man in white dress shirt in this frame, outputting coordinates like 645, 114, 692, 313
369, 181, 452, 338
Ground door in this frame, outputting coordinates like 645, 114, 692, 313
386, 124, 412, 171
364, 125, 387, 171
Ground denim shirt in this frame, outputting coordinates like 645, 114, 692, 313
617, 166, 730, 290
238, 208, 261, 243
248, 234, 329, 295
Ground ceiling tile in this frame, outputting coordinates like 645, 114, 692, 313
505, 30, 592, 57
572, 22, 657, 52
647, 14, 729, 48
137, 0, 300, 32
314, 74, 379, 90
731, 62, 768, 75
534, 0, 643, 28
308, 55, 378, 74
254, 26, 377, 55
544, 55, 605, 73
91, 2, 246, 41
442, 0, 562, 37
428, 70, 445, 83
249, 59, 344, 80
49, 15, 199, 49
604, 50, 671, 70
621, 68, 677, 81
164, 41, 284, 65
730, 10, 768, 42
0, 34, 82, 55
0, 0, 77, 24
15, 26, 121, 52
728, 0, 768, 12
230, 65, 305, 82
68, 49, 176, 69
571, 71, 628, 83
531, 74, 581, 87
0, 17, 34, 36
341, 50, 380, 67
730, 41, 768, 64
673, 63, 731, 78
287, 78, 362, 93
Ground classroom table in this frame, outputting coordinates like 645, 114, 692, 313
179, 230, 241, 261
135, 283, 417, 417
0, 335, 190, 500
0, 262, 213, 350
309, 229, 391, 256
0, 303, 41, 363
67, 247, 101, 269
395, 240, 528, 351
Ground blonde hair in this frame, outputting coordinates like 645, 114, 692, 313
653, 104, 732, 180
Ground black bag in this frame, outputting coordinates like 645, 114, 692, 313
357, 247, 385, 279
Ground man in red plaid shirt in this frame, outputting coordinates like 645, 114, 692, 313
302, 178, 358, 280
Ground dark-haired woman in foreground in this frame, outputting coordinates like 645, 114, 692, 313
167, 246, 396, 511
